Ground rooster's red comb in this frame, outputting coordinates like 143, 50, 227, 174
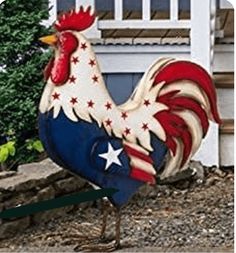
54, 6, 96, 32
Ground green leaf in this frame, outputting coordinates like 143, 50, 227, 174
0, 146, 9, 163
26, 139, 33, 150
32, 140, 44, 153
5, 141, 16, 156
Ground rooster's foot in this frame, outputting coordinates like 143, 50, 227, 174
74, 207, 121, 252
60, 226, 103, 246
74, 239, 120, 252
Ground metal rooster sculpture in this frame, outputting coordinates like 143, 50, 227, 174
38, 6, 221, 251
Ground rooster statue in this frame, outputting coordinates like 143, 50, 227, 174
38, 6, 221, 251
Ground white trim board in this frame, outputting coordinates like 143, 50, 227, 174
94, 44, 234, 73
98, 20, 191, 29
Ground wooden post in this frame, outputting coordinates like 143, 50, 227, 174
191, 0, 219, 167
210, 0, 216, 69
142, 0, 151, 21
76, 0, 101, 38
114, 0, 123, 21
191, 0, 211, 71
170, 0, 178, 21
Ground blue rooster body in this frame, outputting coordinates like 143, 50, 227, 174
39, 110, 167, 207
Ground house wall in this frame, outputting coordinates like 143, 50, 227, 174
104, 73, 142, 105
220, 135, 234, 166
217, 89, 234, 119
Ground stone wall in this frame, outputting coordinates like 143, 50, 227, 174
0, 159, 90, 239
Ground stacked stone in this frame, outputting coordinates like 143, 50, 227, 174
0, 159, 87, 239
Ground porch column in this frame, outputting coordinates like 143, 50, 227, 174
191, 0, 219, 167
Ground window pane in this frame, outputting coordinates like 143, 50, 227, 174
179, 0, 190, 11
151, 0, 170, 11
123, 0, 142, 11
151, 0, 170, 19
95, 0, 114, 11
57, 0, 75, 14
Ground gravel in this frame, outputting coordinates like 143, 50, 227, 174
0, 167, 234, 252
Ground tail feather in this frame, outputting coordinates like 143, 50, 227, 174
154, 61, 221, 124
154, 110, 192, 166
153, 60, 221, 178
158, 95, 209, 135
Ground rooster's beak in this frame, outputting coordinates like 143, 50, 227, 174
39, 34, 58, 46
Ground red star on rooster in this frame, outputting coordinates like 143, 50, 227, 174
69, 75, 76, 83
121, 112, 128, 120
87, 100, 95, 108
92, 74, 99, 83
81, 42, 87, 50
105, 102, 112, 110
124, 127, 131, 136
105, 118, 112, 127
72, 56, 79, 64
70, 97, 78, 105
89, 59, 96, 67
142, 123, 149, 131
52, 92, 60, 100
144, 99, 151, 107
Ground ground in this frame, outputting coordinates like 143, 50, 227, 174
0, 167, 234, 252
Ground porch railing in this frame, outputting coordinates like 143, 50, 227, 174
98, 0, 191, 30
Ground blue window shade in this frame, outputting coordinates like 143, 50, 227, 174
95, 0, 114, 11
123, 0, 142, 11
104, 74, 142, 105
151, 0, 190, 11
57, 0, 75, 12
179, 0, 190, 11
151, 0, 170, 11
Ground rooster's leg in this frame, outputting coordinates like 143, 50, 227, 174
114, 208, 121, 248
100, 199, 110, 238
75, 206, 121, 252
56, 199, 110, 248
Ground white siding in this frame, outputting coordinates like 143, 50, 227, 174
220, 135, 234, 166
217, 89, 234, 119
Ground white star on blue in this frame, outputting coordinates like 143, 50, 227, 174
99, 143, 123, 170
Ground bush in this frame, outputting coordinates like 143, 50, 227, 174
0, 0, 52, 167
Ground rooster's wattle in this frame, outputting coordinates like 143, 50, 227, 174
38, 6, 221, 250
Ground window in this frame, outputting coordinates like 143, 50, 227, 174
57, 0, 75, 15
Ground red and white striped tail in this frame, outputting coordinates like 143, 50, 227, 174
123, 142, 156, 185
